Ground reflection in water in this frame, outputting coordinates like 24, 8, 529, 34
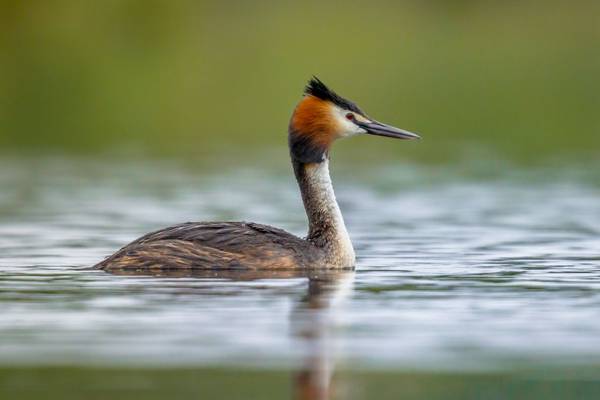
291, 272, 354, 400
102, 267, 354, 400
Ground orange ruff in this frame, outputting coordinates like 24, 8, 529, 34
291, 96, 339, 148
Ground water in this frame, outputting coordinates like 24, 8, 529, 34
1, 155, 600, 398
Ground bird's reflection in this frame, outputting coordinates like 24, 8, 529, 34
291, 271, 354, 400
104, 267, 355, 400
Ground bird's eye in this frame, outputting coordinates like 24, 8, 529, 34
345, 113, 355, 121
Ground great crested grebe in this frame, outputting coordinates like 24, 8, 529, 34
95, 77, 419, 271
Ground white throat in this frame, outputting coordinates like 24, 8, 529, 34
295, 159, 355, 267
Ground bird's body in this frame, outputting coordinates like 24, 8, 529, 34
96, 158, 354, 271
95, 221, 322, 270
96, 78, 419, 272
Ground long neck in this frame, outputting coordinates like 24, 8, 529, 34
292, 158, 355, 267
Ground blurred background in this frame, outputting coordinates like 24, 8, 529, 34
2, 2, 600, 399
1, 0, 599, 164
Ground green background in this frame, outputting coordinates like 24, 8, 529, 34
2, 0, 599, 164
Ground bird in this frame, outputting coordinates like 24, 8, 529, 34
95, 77, 420, 272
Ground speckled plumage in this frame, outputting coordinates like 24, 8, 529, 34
95, 222, 328, 271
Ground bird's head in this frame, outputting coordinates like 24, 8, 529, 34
288, 77, 420, 163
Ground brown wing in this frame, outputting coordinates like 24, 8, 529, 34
95, 222, 323, 271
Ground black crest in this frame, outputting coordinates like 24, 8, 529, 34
304, 76, 364, 115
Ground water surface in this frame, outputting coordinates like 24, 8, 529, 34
1, 155, 599, 398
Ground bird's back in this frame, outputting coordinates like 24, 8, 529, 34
95, 222, 325, 271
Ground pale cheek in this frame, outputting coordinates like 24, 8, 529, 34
352, 125, 367, 135
331, 111, 364, 138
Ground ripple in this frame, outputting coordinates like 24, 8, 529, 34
0, 157, 599, 371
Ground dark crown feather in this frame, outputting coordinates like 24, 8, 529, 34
304, 76, 364, 115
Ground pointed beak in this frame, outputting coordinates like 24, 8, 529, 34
357, 120, 421, 140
